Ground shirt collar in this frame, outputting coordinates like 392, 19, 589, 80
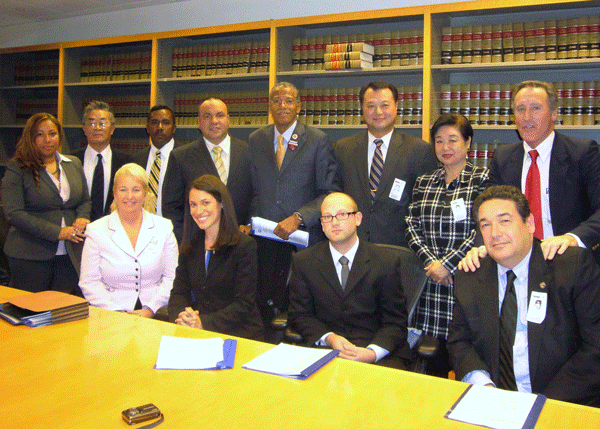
368, 129, 393, 148
204, 135, 231, 155
523, 131, 554, 163
329, 237, 360, 266
85, 144, 112, 158
151, 138, 175, 156
274, 121, 298, 143
497, 245, 533, 280
57, 153, 72, 163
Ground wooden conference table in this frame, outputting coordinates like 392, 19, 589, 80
2, 286, 599, 428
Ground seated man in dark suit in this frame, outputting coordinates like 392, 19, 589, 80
288, 192, 412, 369
448, 185, 600, 407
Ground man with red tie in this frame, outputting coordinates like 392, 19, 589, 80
460, 80, 600, 269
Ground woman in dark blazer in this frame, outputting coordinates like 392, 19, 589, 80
168, 174, 263, 340
1, 113, 91, 294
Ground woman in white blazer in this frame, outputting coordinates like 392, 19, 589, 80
79, 163, 178, 317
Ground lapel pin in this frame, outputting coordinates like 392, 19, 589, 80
288, 140, 298, 150
292, 133, 298, 140
539, 282, 547, 289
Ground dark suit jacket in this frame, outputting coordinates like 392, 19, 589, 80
1, 156, 91, 270
168, 233, 264, 340
448, 241, 600, 407
70, 146, 132, 221
288, 239, 412, 361
248, 122, 337, 245
334, 129, 438, 247
489, 132, 600, 261
161, 136, 252, 241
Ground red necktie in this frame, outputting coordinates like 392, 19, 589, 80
525, 150, 543, 240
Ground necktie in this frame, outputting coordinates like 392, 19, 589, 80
339, 256, 349, 290
276, 135, 285, 170
525, 150, 543, 240
369, 139, 384, 202
148, 151, 161, 213
498, 270, 518, 391
212, 146, 227, 184
91, 153, 104, 220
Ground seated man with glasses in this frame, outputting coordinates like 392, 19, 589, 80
288, 192, 413, 369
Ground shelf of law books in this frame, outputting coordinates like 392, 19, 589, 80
63, 41, 152, 85
0, 49, 60, 159
429, 2, 600, 145
276, 16, 424, 76
156, 29, 271, 81
61, 82, 151, 128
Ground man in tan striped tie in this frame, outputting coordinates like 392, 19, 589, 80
134, 105, 178, 217
161, 98, 252, 241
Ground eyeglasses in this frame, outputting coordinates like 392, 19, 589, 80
320, 212, 357, 223
85, 120, 111, 128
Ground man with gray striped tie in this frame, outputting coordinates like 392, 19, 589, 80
334, 81, 437, 247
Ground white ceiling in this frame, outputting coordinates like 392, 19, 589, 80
0, 0, 186, 28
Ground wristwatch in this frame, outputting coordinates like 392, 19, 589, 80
293, 211, 304, 225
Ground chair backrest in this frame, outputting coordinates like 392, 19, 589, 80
374, 244, 426, 326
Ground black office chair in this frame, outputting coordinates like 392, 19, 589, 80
272, 244, 439, 372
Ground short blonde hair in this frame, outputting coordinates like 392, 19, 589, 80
110, 163, 153, 212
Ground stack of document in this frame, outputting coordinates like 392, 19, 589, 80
154, 336, 237, 370
242, 343, 339, 380
251, 217, 309, 248
0, 291, 89, 327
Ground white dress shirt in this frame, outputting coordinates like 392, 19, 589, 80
463, 249, 534, 393
83, 144, 112, 209
367, 129, 393, 172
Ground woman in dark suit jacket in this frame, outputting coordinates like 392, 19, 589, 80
168, 174, 263, 340
1, 113, 91, 294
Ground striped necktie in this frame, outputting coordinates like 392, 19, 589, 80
148, 151, 161, 213
212, 146, 227, 184
369, 139, 384, 202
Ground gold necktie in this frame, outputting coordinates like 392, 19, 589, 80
212, 146, 227, 184
276, 135, 285, 170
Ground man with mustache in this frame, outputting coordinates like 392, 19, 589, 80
245, 82, 337, 337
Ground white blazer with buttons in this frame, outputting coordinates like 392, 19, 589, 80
79, 209, 178, 313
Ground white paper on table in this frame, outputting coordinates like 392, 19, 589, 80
242, 343, 334, 378
445, 384, 544, 429
155, 336, 224, 370
250, 216, 309, 248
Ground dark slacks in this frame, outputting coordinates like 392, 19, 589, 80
8, 255, 82, 296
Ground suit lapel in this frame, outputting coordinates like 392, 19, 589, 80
548, 133, 568, 225
506, 144, 525, 188
475, 258, 501, 378
279, 123, 304, 173
133, 212, 156, 257
108, 211, 155, 258
526, 242, 552, 384
354, 131, 371, 197
344, 241, 369, 295
228, 137, 243, 185
314, 243, 345, 298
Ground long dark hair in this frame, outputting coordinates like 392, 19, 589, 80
180, 174, 240, 255
13, 112, 64, 186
